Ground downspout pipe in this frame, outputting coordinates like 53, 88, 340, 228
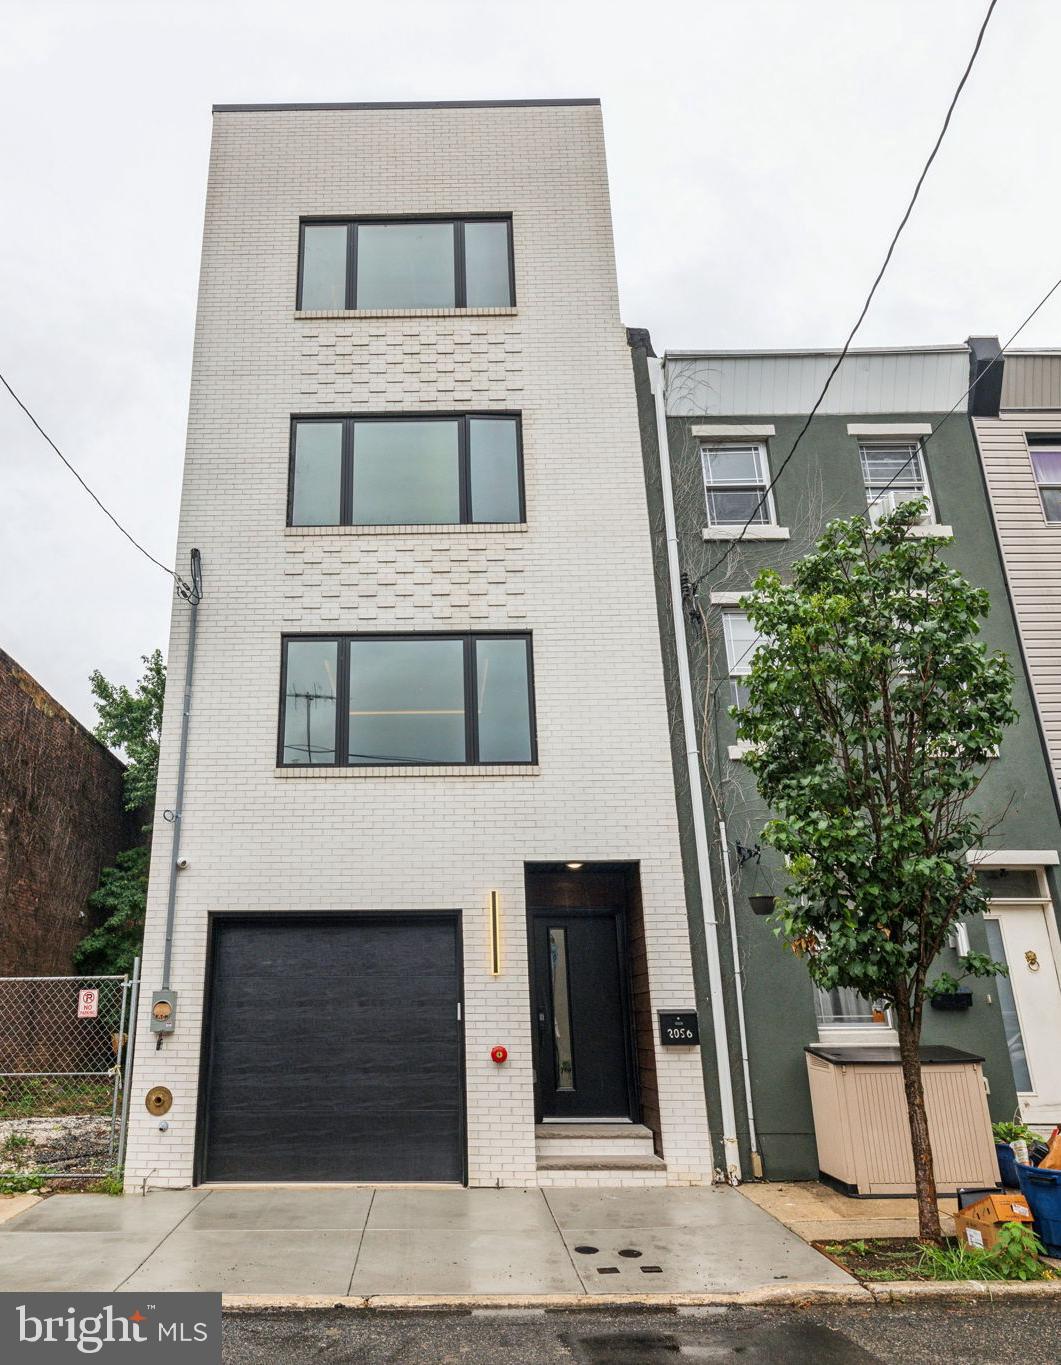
161, 549, 203, 992
647, 357, 742, 1183
718, 818, 761, 1178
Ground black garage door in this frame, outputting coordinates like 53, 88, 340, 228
199, 915, 463, 1183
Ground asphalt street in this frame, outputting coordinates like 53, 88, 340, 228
222, 1301, 1061, 1364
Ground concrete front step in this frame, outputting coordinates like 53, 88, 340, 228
534, 1123, 656, 1160
535, 1154, 669, 1187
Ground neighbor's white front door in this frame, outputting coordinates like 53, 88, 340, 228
985, 905, 1061, 1128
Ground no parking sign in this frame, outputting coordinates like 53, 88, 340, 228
76, 989, 99, 1019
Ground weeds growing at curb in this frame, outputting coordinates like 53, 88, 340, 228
818, 1230, 1055, 1284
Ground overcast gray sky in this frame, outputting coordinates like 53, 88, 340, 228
3, 0, 1059, 733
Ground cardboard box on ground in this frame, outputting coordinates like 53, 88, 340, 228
955, 1193, 1033, 1252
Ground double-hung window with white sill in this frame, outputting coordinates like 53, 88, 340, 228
859, 441, 934, 525
701, 442, 775, 528
723, 611, 764, 710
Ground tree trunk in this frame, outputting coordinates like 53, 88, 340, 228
895, 1008, 942, 1242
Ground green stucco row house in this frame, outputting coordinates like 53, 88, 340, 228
628, 331, 1061, 1182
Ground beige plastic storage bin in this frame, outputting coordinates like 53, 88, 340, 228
805, 1044, 999, 1195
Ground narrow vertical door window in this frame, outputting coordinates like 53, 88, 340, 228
549, 928, 575, 1091
983, 919, 1033, 1092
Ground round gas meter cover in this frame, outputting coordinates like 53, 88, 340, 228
145, 1086, 173, 1115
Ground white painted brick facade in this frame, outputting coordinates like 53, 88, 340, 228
125, 102, 713, 1189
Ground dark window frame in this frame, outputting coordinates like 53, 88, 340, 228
278, 631, 537, 768
287, 412, 526, 527
296, 215, 516, 310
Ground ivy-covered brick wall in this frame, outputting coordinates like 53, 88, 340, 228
0, 649, 136, 974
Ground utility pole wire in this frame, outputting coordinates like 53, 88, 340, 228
0, 366, 190, 595
860, 271, 1061, 515
692, 0, 1001, 591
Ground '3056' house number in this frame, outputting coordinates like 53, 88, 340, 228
658, 1011, 700, 1046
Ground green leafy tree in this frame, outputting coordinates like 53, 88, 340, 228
74, 847, 150, 977
74, 651, 165, 976
88, 648, 166, 812
735, 501, 1016, 1241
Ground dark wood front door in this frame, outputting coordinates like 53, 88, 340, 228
531, 909, 636, 1120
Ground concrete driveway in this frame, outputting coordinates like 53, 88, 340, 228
0, 1186, 851, 1296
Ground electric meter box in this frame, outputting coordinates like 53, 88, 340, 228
150, 989, 178, 1035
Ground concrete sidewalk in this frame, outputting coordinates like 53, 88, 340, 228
739, 1182, 959, 1242
0, 1186, 851, 1297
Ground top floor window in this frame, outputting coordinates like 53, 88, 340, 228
298, 218, 514, 311
1029, 441, 1061, 523
701, 442, 775, 527
859, 441, 934, 525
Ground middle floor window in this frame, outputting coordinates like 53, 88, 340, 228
289, 414, 524, 527
279, 633, 536, 767
723, 611, 764, 710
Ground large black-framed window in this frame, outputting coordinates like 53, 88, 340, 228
279, 633, 536, 767
288, 414, 525, 527
297, 217, 515, 311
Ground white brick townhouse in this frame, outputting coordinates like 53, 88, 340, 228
124, 99, 714, 1190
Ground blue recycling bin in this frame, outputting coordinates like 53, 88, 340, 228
996, 1143, 1020, 1190
1016, 1163, 1061, 1258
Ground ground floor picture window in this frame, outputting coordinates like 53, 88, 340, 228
280, 632, 535, 766
814, 986, 889, 1028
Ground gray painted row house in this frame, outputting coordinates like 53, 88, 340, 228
629, 334, 1061, 1181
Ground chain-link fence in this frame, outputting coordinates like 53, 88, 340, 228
0, 967, 139, 1180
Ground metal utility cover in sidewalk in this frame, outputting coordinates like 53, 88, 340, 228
197, 915, 464, 1184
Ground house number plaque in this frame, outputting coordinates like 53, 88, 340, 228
658, 1011, 700, 1046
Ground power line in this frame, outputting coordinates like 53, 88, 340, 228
860, 271, 1061, 516
0, 366, 191, 596
692, 0, 1000, 591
